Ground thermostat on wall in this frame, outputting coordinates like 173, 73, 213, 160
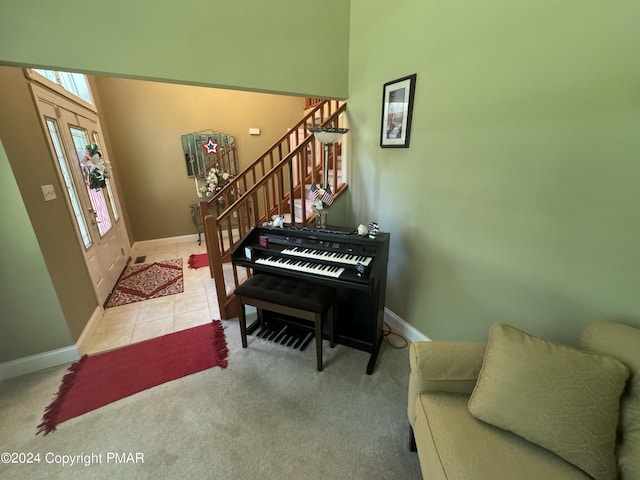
249, 128, 261, 136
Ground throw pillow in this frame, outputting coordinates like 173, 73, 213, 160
468, 323, 629, 480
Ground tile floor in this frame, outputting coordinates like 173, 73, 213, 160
83, 238, 221, 355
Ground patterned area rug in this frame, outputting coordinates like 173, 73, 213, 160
106, 258, 184, 308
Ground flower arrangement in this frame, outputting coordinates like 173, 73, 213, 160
309, 183, 334, 210
81, 144, 111, 190
199, 165, 233, 198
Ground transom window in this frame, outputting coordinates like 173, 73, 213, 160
31, 69, 94, 105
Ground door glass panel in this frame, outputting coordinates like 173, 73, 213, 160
33, 69, 93, 104
92, 132, 119, 222
45, 119, 92, 248
69, 127, 113, 236
104, 178, 119, 222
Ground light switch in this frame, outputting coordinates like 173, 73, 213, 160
249, 128, 261, 136
41, 184, 57, 201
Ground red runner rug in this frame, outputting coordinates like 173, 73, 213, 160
37, 320, 228, 435
188, 253, 209, 269
106, 258, 184, 308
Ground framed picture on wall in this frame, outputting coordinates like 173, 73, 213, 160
380, 73, 417, 148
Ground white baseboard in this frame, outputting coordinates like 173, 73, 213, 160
384, 308, 430, 343
0, 345, 81, 381
132, 234, 200, 250
0, 305, 104, 381
76, 306, 104, 356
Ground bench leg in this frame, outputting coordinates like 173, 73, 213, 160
328, 305, 335, 348
257, 307, 265, 329
315, 313, 323, 371
238, 299, 248, 348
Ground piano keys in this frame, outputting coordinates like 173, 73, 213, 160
231, 224, 390, 374
255, 255, 346, 278
280, 246, 373, 267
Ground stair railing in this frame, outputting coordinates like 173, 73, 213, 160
200, 101, 347, 319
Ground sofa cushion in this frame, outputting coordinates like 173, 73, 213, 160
581, 321, 640, 480
468, 323, 629, 480
414, 392, 592, 480
408, 341, 486, 426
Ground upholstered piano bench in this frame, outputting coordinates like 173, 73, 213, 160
234, 274, 336, 371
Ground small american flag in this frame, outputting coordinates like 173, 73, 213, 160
309, 182, 319, 201
309, 183, 333, 206
320, 185, 334, 206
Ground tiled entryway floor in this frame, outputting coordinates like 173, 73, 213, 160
84, 239, 221, 355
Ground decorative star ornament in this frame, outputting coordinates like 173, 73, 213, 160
202, 137, 219, 155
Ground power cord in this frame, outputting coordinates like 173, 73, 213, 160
383, 322, 408, 349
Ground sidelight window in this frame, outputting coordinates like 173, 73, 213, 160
45, 118, 92, 248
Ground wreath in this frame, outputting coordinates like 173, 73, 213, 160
81, 144, 111, 190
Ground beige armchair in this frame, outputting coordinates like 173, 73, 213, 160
408, 321, 640, 480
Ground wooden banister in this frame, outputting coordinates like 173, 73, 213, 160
200, 100, 348, 319
305, 98, 324, 109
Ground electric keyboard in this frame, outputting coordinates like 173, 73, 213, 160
230, 224, 390, 374
232, 225, 386, 289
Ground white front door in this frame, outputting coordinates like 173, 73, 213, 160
31, 83, 130, 305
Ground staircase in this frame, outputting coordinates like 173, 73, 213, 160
199, 100, 347, 319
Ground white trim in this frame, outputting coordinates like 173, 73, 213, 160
0, 346, 80, 381
384, 307, 430, 343
132, 234, 199, 250
76, 306, 104, 356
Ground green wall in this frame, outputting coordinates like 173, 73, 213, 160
348, 0, 640, 343
0, 0, 350, 99
0, 141, 74, 362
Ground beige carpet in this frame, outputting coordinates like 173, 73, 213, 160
0, 318, 422, 479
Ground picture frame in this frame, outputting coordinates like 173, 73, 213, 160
380, 73, 417, 148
